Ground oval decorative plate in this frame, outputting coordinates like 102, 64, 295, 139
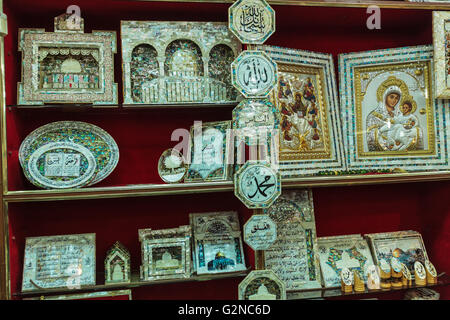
157, 148, 187, 183
25, 141, 97, 189
19, 121, 119, 186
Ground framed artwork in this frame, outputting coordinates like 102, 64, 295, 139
262, 189, 322, 291
22, 233, 96, 292
238, 270, 286, 300
138, 226, 192, 281
190, 211, 246, 275
104, 241, 131, 284
365, 230, 429, 279
25, 290, 132, 300
121, 21, 241, 105
433, 11, 450, 98
256, 45, 345, 177
339, 45, 450, 171
18, 13, 118, 105
317, 234, 375, 288
185, 121, 232, 182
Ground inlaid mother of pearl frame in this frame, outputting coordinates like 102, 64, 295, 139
339, 45, 450, 171
255, 45, 345, 177
18, 14, 117, 105
433, 11, 450, 98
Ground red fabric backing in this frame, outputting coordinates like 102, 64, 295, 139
3, 0, 449, 300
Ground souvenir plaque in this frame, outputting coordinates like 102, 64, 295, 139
19, 121, 120, 187
25, 141, 97, 189
185, 121, 232, 182
228, 0, 275, 44
263, 189, 322, 292
433, 11, 450, 98
243, 214, 277, 251
317, 234, 374, 288
18, 13, 117, 105
138, 226, 191, 281
190, 211, 246, 275
366, 264, 381, 290
238, 270, 286, 300
232, 98, 280, 145
22, 233, 96, 292
231, 50, 278, 98
339, 45, 450, 171
234, 161, 281, 209
105, 241, 131, 284
158, 148, 187, 183
121, 21, 241, 105
414, 261, 427, 286
365, 230, 429, 280
257, 45, 345, 177
25, 289, 132, 300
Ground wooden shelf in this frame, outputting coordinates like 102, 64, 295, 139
15, 268, 250, 298
128, 0, 450, 10
10, 102, 238, 110
287, 273, 449, 300
4, 171, 450, 203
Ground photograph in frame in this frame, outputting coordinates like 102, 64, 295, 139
255, 45, 345, 177
339, 45, 450, 171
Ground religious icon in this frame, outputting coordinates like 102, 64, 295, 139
231, 50, 278, 98
190, 211, 246, 275
234, 161, 281, 209
18, 13, 117, 105
121, 21, 241, 105
104, 241, 131, 284
238, 270, 286, 300
339, 45, 450, 171
258, 44, 345, 177
228, 0, 275, 44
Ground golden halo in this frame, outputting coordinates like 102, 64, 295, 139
400, 94, 417, 114
376, 76, 410, 103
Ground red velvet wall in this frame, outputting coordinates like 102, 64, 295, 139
3, 0, 449, 300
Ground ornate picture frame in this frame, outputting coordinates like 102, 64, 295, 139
185, 120, 232, 182
433, 11, 450, 98
365, 230, 429, 280
256, 45, 345, 177
190, 211, 246, 275
22, 233, 96, 292
138, 226, 192, 281
317, 234, 375, 288
339, 45, 450, 171
121, 21, 242, 105
262, 189, 322, 292
18, 14, 118, 105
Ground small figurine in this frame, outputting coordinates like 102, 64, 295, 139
425, 260, 437, 285
366, 264, 380, 290
414, 261, 427, 287
353, 270, 365, 293
340, 267, 353, 293
105, 241, 131, 284
379, 260, 392, 290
